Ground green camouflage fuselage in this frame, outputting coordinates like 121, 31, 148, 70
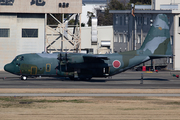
4, 14, 172, 80
5, 52, 150, 78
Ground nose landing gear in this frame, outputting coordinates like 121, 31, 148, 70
21, 76, 27, 81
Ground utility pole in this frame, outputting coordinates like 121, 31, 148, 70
61, 13, 64, 52
134, 16, 137, 50
131, 3, 136, 50
44, 13, 47, 53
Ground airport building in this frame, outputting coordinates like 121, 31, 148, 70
2, 0, 180, 71
110, 0, 180, 70
0, 0, 82, 70
46, 25, 113, 54
0, 0, 113, 70
82, 0, 107, 27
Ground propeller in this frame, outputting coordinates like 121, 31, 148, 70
57, 53, 62, 71
57, 53, 68, 71
57, 53, 62, 61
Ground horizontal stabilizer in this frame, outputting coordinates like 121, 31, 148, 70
149, 55, 173, 59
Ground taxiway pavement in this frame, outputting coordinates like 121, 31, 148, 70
0, 70, 180, 89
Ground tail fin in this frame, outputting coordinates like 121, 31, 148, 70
138, 14, 172, 57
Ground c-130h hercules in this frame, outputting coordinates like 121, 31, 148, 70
4, 14, 172, 80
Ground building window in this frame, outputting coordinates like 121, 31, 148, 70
22, 29, 38, 38
119, 34, 123, 42
144, 17, 147, 25
138, 17, 142, 25
124, 15, 126, 25
0, 28, 10, 37
147, 18, 150, 26
120, 16, 122, 25
124, 34, 128, 43
115, 15, 118, 25
170, 58, 172, 63
125, 16, 128, 25
114, 34, 118, 42
138, 35, 141, 44
123, 15, 128, 25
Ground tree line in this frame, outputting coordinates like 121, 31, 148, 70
88, 0, 151, 26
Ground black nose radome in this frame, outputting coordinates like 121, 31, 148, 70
4, 63, 15, 73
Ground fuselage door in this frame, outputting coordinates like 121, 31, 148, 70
31, 66, 37, 75
103, 67, 109, 76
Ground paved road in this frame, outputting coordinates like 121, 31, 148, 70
0, 71, 180, 89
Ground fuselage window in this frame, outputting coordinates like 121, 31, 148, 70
13, 56, 24, 62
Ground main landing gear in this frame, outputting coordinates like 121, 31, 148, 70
21, 76, 27, 81
69, 76, 92, 81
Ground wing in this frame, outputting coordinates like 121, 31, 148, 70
83, 54, 109, 63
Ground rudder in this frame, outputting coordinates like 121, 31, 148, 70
138, 14, 172, 56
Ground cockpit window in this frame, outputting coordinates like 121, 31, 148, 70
13, 56, 24, 62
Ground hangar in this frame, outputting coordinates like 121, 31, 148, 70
0, 0, 82, 70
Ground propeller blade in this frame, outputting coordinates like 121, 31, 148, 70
57, 53, 62, 61
65, 53, 68, 71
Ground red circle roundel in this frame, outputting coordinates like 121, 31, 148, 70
112, 60, 121, 68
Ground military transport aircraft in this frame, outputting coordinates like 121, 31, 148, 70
4, 14, 172, 80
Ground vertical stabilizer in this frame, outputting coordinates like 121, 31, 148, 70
138, 14, 172, 56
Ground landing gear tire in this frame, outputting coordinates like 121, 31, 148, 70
69, 76, 92, 81
21, 76, 27, 81
69, 76, 78, 81
85, 77, 92, 81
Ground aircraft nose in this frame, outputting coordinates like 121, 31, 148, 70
4, 63, 15, 73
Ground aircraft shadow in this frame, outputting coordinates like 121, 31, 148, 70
83, 78, 169, 82
140, 78, 169, 81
